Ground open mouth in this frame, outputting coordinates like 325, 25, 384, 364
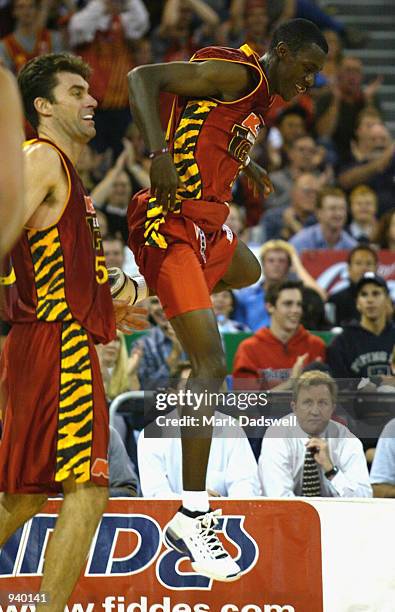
82, 114, 95, 122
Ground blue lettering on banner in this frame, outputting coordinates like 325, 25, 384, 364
87, 515, 161, 575
0, 514, 258, 591
156, 516, 258, 590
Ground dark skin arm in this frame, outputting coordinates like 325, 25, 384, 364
128, 60, 272, 211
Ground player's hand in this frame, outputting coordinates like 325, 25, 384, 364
244, 160, 274, 198
150, 152, 179, 214
113, 299, 150, 334
306, 438, 333, 473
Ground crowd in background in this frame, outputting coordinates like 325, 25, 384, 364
1, 0, 395, 499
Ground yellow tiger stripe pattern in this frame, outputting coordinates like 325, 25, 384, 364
143, 196, 170, 249
173, 99, 217, 200
28, 226, 72, 321
143, 100, 217, 249
55, 321, 93, 483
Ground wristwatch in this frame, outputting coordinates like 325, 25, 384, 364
325, 465, 339, 479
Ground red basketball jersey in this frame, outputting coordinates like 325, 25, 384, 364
167, 44, 274, 205
2, 138, 115, 344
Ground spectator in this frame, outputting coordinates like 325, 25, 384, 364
314, 57, 382, 163
137, 362, 260, 498
109, 426, 139, 497
228, 0, 270, 56
263, 172, 319, 241
233, 240, 326, 331
103, 234, 126, 268
137, 297, 186, 390
96, 331, 135, 401
267, 105, 308, 171
301, 286, 330, 331
349, 107, 383, 162
124, 123, 151, 191
258, 370, 372, 497
328, 245, 378, 326
224, 202, 249, 243
290, 186, 357, 252
370, 417, 395, 498
76, 144, 100, 193
69, 0, 150, 156
152, 0, 219, 63
338, 122, 395, 217
347, 185, 378, 243
233, 280, 326, 390
211, 290, 249, 333
233, 240, 325, 331
0, 0, 63, 73
103, 232, 140, 288
373, 208, 395, 252
138, 412, 260, 497
265, 134, 331, 210
319, 29, 343, 88
92, 160, 133, 242
328, 273, 395, 379
266, 0, 366, 49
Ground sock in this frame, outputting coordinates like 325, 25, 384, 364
182, 490, 209, 513
131, 275, 148, 305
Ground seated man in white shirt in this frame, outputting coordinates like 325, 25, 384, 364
258, 370, 372, 498
138, 417, 260, 498
370, 418, 395, 498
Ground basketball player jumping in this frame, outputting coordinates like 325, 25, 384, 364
127, 19, 328, 581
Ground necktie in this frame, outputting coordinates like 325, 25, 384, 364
301, 447, 321, 496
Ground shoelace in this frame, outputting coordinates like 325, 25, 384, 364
195, 509, 227, 559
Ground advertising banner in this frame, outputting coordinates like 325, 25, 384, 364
301, 250, 395, 298
0, 499, 323, 612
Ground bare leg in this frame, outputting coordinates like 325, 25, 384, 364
170, 308, 227, 491
37, 476, 108, 612
167, 241, 260, 491
0, 492, 48, 548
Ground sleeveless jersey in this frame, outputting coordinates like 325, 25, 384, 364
167, 44, 274, 205
2, 30, 52, 73
1, 138, 116, 344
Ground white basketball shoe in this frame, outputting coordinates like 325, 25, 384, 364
164, 507, 241, 582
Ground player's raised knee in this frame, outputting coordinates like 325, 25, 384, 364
236, 249, 261, 288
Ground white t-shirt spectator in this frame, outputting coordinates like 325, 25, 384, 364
138, 411, 260, 498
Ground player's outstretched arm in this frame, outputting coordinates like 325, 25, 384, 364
0, 67, 24, 257
127, 60, 252, 212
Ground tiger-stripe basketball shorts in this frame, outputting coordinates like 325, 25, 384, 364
0, 320, 109, 494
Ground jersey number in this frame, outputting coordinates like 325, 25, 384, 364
86, 217, 108, 285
